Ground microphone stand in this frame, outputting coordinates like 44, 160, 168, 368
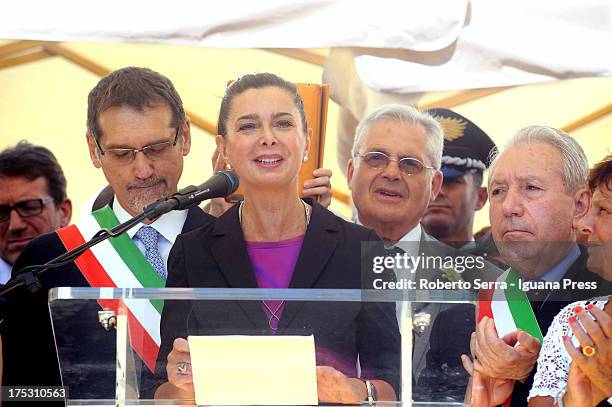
0, 197, 180, 300
0, 171, 238, 301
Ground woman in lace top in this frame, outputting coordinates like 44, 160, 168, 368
529, 154, 612, 407
529, 299, 610, 405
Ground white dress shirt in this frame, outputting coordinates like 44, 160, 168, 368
112, 198, 188, 269
392, 225, 422, 323
397, 224, 422, 244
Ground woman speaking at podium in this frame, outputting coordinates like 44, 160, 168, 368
154, 73, 400, 403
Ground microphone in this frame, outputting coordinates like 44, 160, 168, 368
143, 171, 239, 219
0, 171, 239, 298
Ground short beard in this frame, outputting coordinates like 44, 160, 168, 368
126, 178, 169, 213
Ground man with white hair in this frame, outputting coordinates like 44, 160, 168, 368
347, 105, 444, 389
346, 105, 504, 400
463, 126, 606, 407
347, 104, 443, 245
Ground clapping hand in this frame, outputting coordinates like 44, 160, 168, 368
472, 316, 541, 381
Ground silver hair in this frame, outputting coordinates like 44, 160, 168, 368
351, 104, 444, 169
488, 125, 588, 194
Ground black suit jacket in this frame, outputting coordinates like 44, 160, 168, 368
417, 245, 609, 405
1, 200, 213, 401
408, 232, 503, 399
156, 199, 401, 395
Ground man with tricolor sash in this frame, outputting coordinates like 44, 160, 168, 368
1, 67, 335, 400
1, 67, 216, 397
462, 126, 607, 406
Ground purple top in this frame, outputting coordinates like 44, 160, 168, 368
246, 235, 304, 331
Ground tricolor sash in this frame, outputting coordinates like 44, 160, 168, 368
477, 269, 543, 341
56, 205, 164, 372
477, 269, 544, 407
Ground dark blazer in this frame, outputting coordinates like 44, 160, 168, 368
417, 245, 610, 405
156, 199, 401, 395
409, 231, 503, 387
1, 194, 214, 402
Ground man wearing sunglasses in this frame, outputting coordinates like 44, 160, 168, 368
0, 141, 72, 284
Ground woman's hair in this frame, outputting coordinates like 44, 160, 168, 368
588, 153, 612, 192
217, 72, 307, 136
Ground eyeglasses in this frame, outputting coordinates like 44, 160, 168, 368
0, 197, 55, 223
355, 151, 435, 175
94, 128, 180, 165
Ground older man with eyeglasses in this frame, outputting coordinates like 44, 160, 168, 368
347, 104, 502, 401
0, 141, 72, 284
347, 104, 445, 391
347, 104, 444, 246
347, 105, 444, 378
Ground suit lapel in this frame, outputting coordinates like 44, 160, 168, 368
414, 231, 445, 284
288, 201, 339, 289
414, 231, 428, 284
280, 200, 340, 329
209, 205, 267, 328
92, 185, 114, 211
538, 245, 603, 324
181, 206, 215, 233
542, 245, 588, 306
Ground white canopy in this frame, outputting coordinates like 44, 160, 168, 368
1, 0, 611, 230
2, 0, 611, 93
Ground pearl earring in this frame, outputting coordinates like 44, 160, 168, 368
226, 163, 233, 171
303, 156, 308, 162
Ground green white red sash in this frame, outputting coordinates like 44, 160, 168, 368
56, 205, 164, 372
477, 269, 543, 341
477, 269, 544, 407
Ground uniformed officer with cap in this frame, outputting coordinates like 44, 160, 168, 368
421, 108, 496, 249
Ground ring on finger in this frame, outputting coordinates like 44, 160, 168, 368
177, 361, 190, 373
582, 345, 596, 357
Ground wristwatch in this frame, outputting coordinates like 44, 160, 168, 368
365, 380, 377, 405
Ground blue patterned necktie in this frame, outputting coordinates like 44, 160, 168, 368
135, 225, 167, 280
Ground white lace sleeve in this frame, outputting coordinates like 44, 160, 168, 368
527, 299, 608, 401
